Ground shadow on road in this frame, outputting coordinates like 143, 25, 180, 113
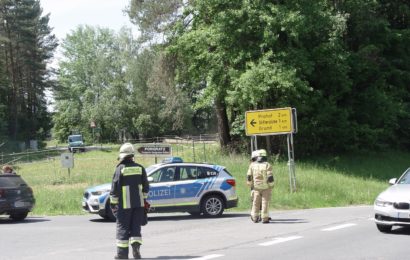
388, 226, 410, 236
0, 216, 50, 224
143, 256, 204, 259
147, 213, 249, 222
89, 212, 250, 223
268, 218, 309, 224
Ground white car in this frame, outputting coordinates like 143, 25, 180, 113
374, 167, 410, 232
82, 158, 238, 220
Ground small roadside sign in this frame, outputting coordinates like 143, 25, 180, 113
61, 153, 74, 168
245, 107, 293, 136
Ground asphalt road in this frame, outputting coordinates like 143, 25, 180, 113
1, 206, 409, 260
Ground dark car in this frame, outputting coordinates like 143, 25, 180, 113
0, 174, 35, 221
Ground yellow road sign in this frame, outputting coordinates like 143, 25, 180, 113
245, 108, 293, 136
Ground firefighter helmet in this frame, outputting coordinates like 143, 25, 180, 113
118, 143, 135, 160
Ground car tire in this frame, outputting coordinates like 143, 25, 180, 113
10, 212, 28, 221
105, 200, 116, 222
376, 224, 392, 233
201, 195, 224, 217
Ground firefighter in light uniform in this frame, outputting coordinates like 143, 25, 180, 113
247, 149, 274, 223
110, 143, 149, 259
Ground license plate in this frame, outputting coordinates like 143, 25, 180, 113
14, 201, 28, 207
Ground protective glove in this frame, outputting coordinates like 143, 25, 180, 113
110, 204, 118, 214
144, 199, 151, 213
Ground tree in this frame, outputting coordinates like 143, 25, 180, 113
0, 0, 57, 148
53, 26, 193, 142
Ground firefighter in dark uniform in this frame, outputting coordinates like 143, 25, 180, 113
110, 143, 149, 259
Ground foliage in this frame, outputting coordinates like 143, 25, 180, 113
0, 0, 57, 149
128, 0, 410, 156
52, 26, 193, 143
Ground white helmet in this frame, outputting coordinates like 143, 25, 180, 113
118, 143, 135, 160
258, 149, 267, 157
251, 150, 259, 159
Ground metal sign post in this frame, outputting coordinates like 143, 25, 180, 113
287, 133, 297, 192
245, 107, 298, 192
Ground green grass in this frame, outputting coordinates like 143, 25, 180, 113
14, 144, 410, 216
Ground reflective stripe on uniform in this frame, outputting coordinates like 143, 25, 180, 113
110, 196, 118, 204
117, 240, 129, 248
138, 184, 144, 207
121, 166, 142, 176
122, 185, 131, 209
130, 237, 142, 245
143, 192, 148, 199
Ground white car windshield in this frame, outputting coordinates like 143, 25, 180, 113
398, 169, 410, 184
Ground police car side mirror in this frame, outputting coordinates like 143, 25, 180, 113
147, 176, 154, 183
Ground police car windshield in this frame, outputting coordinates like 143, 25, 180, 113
146, 165, 161, 174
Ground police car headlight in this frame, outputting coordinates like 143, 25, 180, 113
375, 199, 393, 207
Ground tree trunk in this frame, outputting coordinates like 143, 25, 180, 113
215, 96, 231, 148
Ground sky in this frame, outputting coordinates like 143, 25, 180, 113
40, 0, 135, 42
40, 0, 136, 111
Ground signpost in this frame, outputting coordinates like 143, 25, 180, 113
245, 107, 297, 192
245, 108, 293, 136
135, 143, 172, 163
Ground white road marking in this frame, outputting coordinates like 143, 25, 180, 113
259, 235, 303, 246
189, 254, 224, 260
321, 223, 357, 231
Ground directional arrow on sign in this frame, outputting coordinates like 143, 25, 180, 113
250, 119, 257, 127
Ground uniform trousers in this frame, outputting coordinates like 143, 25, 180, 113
251, 189, 272, 220
116, 207, 144, 247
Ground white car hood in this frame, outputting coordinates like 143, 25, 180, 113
378, 184, 410, 202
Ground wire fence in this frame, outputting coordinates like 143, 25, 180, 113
0, 134, 219, 167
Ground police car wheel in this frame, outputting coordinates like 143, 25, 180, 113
201, 195, 224, 217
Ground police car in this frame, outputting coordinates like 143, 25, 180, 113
82, 157, 238, 220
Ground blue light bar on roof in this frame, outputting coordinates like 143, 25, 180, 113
162, 157, 183, 163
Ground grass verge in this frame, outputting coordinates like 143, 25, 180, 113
14, 145, 410, 216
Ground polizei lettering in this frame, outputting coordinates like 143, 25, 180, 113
149, 189, 171, 197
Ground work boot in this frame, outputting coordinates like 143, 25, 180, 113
131, 242, 141, 259
262, 218, 270, 224
251, 216, 260, 223
114, 247, 128, 259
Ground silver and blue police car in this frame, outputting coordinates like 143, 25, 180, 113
82, 157, 238, 220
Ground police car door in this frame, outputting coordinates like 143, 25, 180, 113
147, 166, 176, 209
174, 166, 203, 208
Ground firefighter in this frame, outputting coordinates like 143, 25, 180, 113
246, 149, 274, 223
110, 143, 150, 259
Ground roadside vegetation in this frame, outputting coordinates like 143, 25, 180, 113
14, 144, 409, 216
